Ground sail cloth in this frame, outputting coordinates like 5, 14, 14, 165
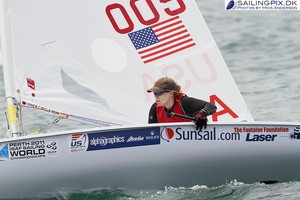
0, 0, 253, 127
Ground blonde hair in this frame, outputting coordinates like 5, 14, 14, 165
173, 84, 182, 97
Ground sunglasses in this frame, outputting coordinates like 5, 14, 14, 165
154, 91, 168, 96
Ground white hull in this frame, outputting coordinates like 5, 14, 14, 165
1, 122, 300, 199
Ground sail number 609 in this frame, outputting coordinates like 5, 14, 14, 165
106, 0, 186, 34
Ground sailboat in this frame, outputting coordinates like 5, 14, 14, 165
1, 0, 300, 199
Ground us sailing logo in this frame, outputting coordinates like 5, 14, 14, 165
225, 0, 236, 10
161, 127, 175, 142
70, 133, 88, 152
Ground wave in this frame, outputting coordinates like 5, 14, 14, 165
29, 180, 300, 200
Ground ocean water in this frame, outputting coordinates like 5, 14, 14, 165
1, 0, 300, 199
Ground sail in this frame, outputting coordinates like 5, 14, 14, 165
0, 0, 253, 127
0, 49, 2, 66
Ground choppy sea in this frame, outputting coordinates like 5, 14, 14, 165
1, 0, 300, 199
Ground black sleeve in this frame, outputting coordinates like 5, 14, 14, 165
148, 103, 158, 123
180, 96, 217, 117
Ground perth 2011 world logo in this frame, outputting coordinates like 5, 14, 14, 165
0, 144, 9, 161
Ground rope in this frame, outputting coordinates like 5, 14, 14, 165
32, 116, 63, 135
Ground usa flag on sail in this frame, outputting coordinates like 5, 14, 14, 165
128, 16, 196, 64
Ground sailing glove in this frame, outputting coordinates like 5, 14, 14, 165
194, 109, 208, 131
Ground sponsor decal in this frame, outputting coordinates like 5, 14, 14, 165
0, 144, 9, 161
161, 126, 292, 142
26, 78, 36, 97
161, 127, 241, 142
234, 126, 290, 142
161, 125, 300, 143
234, 127, 289, 133
8, 140, 59, 160
86, 127, 160, 151
21, 101, 61, 116
127, 136, 144, 142
290, 127, 300, 140
26, 78, 35, 90
161, 128, 175, 142
21, 101, 112, 127
70, 133, 88, 152
225, 0, 299, 10
245, 133, 277, 142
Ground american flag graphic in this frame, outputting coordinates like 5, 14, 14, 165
72, 134, 82, 141
128, 16, 196, 64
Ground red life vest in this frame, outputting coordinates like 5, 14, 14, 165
156, 93, 192, 123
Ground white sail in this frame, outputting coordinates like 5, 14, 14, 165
1, 0, 253, 128
0, 49, 2, 65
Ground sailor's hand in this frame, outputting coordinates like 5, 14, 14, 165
194, 113, 207, 131
194, 109, 207, 131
